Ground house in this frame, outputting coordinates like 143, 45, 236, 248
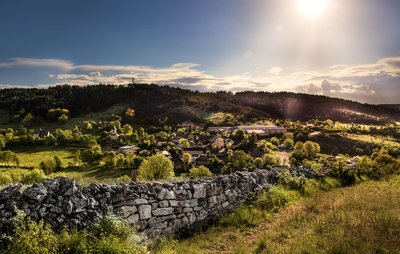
33, 129, 50, 139
207, 125, 286, 136
211, 136, 225, 150
109, 125, 119, 141
118, 145, 140, 154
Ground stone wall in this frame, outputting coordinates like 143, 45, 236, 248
0, 170, 277, 237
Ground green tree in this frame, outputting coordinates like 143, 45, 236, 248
179, 138, 190, 148
138, 154, 174, 181
182, 153, 192, 171
58, 114, 69, 124
283, 138, 294, 150
189, 166, 213, 178
228, 150, 254, 173
254, 157, 264, 169
294, 141, 304, 151
122, 124, 133, 135
0, 150, 20, 167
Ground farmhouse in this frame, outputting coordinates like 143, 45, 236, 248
118, 145, 140, 154
207, 125, 286, 135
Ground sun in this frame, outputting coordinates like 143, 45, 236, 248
297, 0, 329, 19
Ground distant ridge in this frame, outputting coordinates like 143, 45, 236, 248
0, 83, 398, 125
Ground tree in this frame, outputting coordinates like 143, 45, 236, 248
182, 153, 192, 171
22, 113, 34, 124
58, 114, 69, 124
270, 137, 280, 146
283, 138, 294, 150
294, 141, 304, 151
254, 157, 264, 169
189, 166, 212, 178
302, 141, 320, 159
0, 150, 20, 167
122, 124, 133, 135
263, 154, 280, 168
179, 138, 190, 148
138, 154, 174, 181
54, 156, 63, 171
228, 150, 254, 173
0, 136, 5, 150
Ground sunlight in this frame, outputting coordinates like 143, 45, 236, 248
297, 0, 329, 19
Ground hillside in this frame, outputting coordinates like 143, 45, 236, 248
0, 84, 399, 126
168, 177, 400, 254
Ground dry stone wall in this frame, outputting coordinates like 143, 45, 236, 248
0, 170, 277, 237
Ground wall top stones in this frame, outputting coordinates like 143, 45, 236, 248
0, 169, 292, 237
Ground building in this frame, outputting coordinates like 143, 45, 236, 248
109, 125, 119, 141
118, 145, 140, 154
207, 125, 286, 136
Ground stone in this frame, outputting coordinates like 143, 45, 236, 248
116, 206, 137, 217
23, 186, 48, 202
138, 205, 152, 220
152, 207, 174, 216
127, 214, 139, 224
158, 200, 169, 208
134, 199, 149, 205
192, 184, 206, 199
165, 191, 176, 200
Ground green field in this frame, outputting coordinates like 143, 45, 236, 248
9, 146, 77, 168
167, 177, 400, 254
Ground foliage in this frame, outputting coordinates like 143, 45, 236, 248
138, 154, 174, 181
256, 186, 301, 213
223, 150, 254, 173
189, 166, 213, 178
0, 150, 20, 167
21, 169, 46, 185
4, 215, 144, 254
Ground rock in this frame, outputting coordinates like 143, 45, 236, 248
127, 214, 139, 224
23, 186, 47, 202
152, 207, 174, 216
138, 205, 152, 220
134, 199, 149, 205
0, 184, 22, 201
192, 184, 206, 199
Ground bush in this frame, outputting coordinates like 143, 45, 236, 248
21, 169, 45, 185
189, 166, 213, 178
9, 220, 59, 254
219, 206, 264, 228
138, 154, 174, 181
256, 186, 301, 213
0, 174, 13, 185
5, 215, 144, 254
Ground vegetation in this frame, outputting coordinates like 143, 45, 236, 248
4, 215, 145, 254
137, 154, 174, 181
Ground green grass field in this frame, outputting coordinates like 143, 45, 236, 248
9, 146, 77, 168
165, 177, 400, 254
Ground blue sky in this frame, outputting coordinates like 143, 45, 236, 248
1, 0, 400, 104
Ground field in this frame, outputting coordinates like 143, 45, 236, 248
167, 177, 400, 253
1, 146, 132, 185
9, 146, 77, 168
344, 133, 400, 148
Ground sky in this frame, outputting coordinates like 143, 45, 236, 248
0, 0, 399, 104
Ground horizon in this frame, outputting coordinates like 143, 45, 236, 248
1, 0, 400, 104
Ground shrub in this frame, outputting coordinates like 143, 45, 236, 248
21, 169, 45, 185
138, 154, 174, 181
189, 166, 213, 178
256, 186, 300, 213
10, 220, 59, 254
0, 174, 13, 185
219, 206, 264, 228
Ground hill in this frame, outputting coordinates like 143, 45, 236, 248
0, 83, 398, 126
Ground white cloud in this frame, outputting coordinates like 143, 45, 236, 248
0, 56, 399, 104
267, 67, 283, 75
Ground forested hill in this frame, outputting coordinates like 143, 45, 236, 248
0, 84, 398, 125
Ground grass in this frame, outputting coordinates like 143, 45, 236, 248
160, 177, 400, 253
345, 133, 400, 148
9, 145, 77, 168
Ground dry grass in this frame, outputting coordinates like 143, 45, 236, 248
164, 177, 400, 254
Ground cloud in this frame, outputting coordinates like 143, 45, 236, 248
0, 58, 74, 69
0, 56, 399, 104
267, 67, 283, 75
